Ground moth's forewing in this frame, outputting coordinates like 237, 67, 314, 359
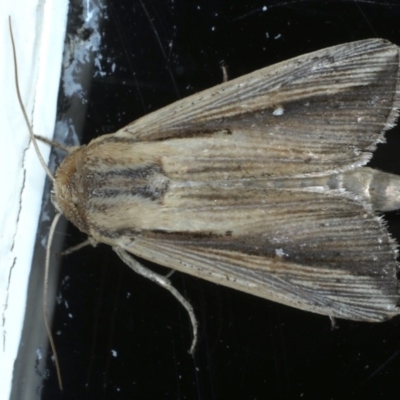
115, 188, 399, 322
118, 39, 400, 176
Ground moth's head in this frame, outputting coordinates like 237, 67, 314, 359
52, 146, 89, 234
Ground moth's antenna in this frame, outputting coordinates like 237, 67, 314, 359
43, 213, 63, 390
9, 16, 63, 390
8, 16, 54, 182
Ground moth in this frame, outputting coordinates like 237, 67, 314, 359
11, 26, 400, 370
54, 37, 400, 332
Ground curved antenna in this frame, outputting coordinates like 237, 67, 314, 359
9, 16, 63, 390
8, 16, 54, 182
43, 213, 63, 390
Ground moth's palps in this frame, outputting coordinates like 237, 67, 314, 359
54, 39, 400, 334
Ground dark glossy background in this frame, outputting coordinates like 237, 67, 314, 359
31, 1, 400, 399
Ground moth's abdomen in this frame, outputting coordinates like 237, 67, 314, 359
342, 168, 400, 212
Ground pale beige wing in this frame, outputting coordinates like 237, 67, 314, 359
116, 188, 399, 322
112, 39, 400, 177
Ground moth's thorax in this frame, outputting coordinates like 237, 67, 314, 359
53, 146, 89, 233
53, 138, 170, 239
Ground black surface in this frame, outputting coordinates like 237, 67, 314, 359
41, 1, 400, 399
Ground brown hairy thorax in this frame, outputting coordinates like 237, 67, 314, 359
53, 145, 89, 233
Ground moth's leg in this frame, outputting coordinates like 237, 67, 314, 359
113, 246, 198, 354
60, 237, 98, 256
34, 134, 75, 153
165, 270, 175, 279
219, 60, 228, 82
